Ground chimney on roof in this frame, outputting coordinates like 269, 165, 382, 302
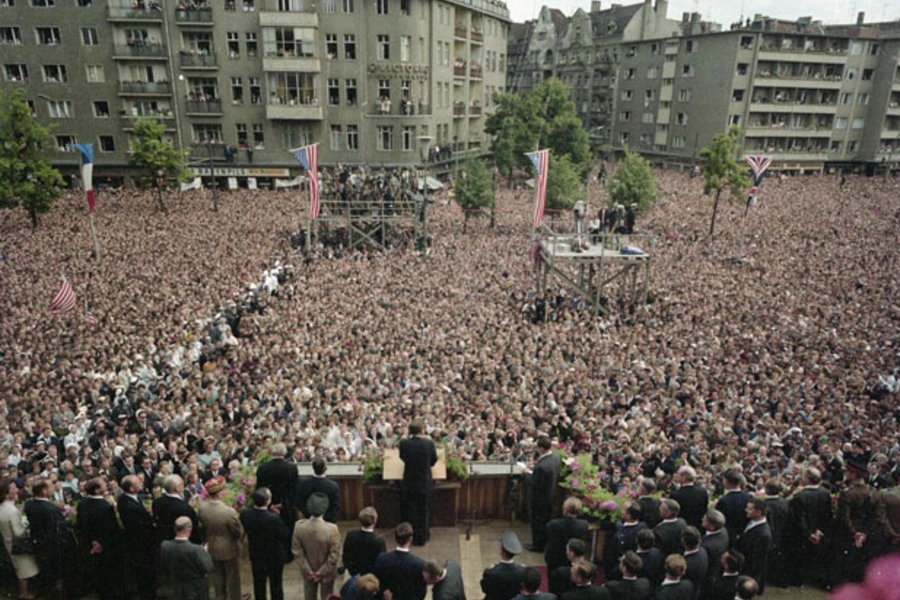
682, 12, 689, 23
856, 11, 865, 25
591, 1, 600, 12
691, 12, 700, 23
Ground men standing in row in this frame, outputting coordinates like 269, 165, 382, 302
374, 522, 427, 600
76, 477, 121, 600
257, 443, 300, 558
198, 476, 243, 600
526, 436, 561, 552
241, 488, 291, 600
481, 531, 525, 600
25, 479, 77, 595
119, 475, 156, 600
671, 467, 708, 531
399, 419, 437, 547
546, 497, 589, 579
786, 468, 832, 587
161, 517, 213, 600
154, 475, 201, 544
293, 493, 341, 600
735, 499, 771, 595
296, 457, 340, 523
343, 507, 386, 577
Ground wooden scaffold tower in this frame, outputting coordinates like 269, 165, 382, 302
536, 225, 655, 316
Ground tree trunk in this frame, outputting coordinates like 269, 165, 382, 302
709, 189, 721, 238
156, 184, 167, 212
463, 213, 468, 233
29, 207, 38, 230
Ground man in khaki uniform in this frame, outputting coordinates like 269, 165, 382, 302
293, 492, 340, 600
198, 476, 244, 600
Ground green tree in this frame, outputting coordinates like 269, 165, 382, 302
128, 118, 190, 212
454, 157, 495, 232
545, 154, 584, 213
485, 93, 538, 183
700, 126, 750, 238
607, 148, 659, 212
0, 90, 64, 229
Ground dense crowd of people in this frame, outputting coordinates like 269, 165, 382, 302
0, 165, 898, 600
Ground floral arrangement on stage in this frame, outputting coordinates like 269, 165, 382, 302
558, 450, 628, 525
360, 448, 384, 483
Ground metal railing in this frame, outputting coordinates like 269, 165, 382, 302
119, 81, 172, 94
185, 99, 222, 113
179, 53, 217, 67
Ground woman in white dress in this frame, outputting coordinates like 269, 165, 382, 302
0, 478, 38, 599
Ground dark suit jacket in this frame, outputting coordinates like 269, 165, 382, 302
512, 594, 557, 600
560, 586, 608, 600
118, 494, 155, 556
76, 496, 121, 552
787, 486, 832, 544
682, 549, 707, 600
704, 574, 737, 600
654, 518, 686, 557
256, 458, 300, 511
432, 559, 466, 600
342, 529, 387, 576
296, 475, 341, 523
638, 497, 661, 529
700, 530, 728, 579
153, 494, 201, 543
240, 506, 290, 565
671, 486, 708, 529
637, 548, 664, 589
160, 539, 213, 600
604, 578, 651, 600
531, 454, 562, 515
715, 491, 751, 544
399, 436, 437, 495
605, 522, 648, 571
652, 580, 693, 600
735, 522, 772, 587
374, 549, 427, 600
24, 497, 76, 579
545, 517, 590, 569
481, 561, 526, 600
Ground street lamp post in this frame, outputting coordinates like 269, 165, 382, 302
207, 140, 219, 211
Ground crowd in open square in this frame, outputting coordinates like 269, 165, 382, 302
0, 167, 898, 600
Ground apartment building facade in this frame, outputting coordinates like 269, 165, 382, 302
0, 0, 510, 184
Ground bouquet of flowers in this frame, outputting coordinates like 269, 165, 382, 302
558, 450, 627, 525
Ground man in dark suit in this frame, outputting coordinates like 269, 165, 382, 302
604, 552, 651, 600
700, 509, 728, 584
546, 497, 590, 575
604, 504, 647, 580
734, 499, 771, 594
638, 479, 661, 529
715, 470, 750, 546
118, 475, 157, 600
153, 474, 201, 544
241, 487, 291, 600
550, 539, 587, 597
732, 576, 759, 600
256, 442, 300, 556
296, 456, 340, 523
785, 468, 832, 587
373, 522, 427, 600
161, 516, 213, 600
512, 567, 558, 600
399, 419, 437, 546
342, 506, 387, 576
635, 530, 663, 590
526, 436, 562, 552
560, 559, 605, 600
705, 551, 742, 600
680, 528, 707, 600
760, 479, 789, 588
76, 477, 122, 600
24, 477, 77, 593
423, 559, 466, 600
481, 531, 526, 600
654, 499, 687, 558
652, 555, 694, 600
671, 467, 708, 530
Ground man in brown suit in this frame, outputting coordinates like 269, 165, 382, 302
198, 476, 244, 600
293, 492, 341, 600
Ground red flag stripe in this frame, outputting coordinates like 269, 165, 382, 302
50, 280, 77, 313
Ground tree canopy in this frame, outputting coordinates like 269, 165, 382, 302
454, 157, 494, 231
128, 118, 190, 211
545, 154, 584, 212
699, 126, 750, 238
607, 148, 659, 212
0, 89, 64, 228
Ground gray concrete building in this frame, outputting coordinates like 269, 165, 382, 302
0, 0, 510, 184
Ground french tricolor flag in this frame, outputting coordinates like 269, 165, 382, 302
73, 143, 95, 213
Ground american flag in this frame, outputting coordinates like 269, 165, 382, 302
73, 143, 96, 213
526, 149, 550, 230
291, 144, 320, 220
745, 155, 773, 186
50, 279, 77, 314
84, 309, 98, 327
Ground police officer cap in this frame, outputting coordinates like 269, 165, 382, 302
500, 530, 522, 555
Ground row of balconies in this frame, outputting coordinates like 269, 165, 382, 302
453, 65, 483, 79
454, 26, 484, 44
452, 102, 481, 117
107, 5, 213, 23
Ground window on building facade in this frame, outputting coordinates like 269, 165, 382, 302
647, 66, 658, 79
93, 101, 109, 117
399, 0, 409, 15
378, 126, 393, 150
48, 99, 73, 118
326, 34, 338, 58
36, 27, 61, 45
85, 65, 104, 83
4, 64, 28, 82
732, 89, 744, 101
249, 77, 261, 104
344, 34, 356, 59
728, 115, 740, 126
56, 135, 76, 151
672, 136, 685, 148
736, 63, 748, 76
342, 0, 353, 12
330, 125, 342, 150
619, 132, 629, 143
328, 79, 339, 104
231, 77, 243, 103
228, 32, 240, 57
99, 135, 115, 152
848, 141, 859, 152
619, 111, 631, 122
376, 0, 387, 14
346, 125, 358, 150
265, 27, 315, 57
378, 79, 390, 99
642, 112, 654, 124
193, 124, 222, 143
400, 35, 410, 62
835, 117, 847, 129
32, 0, 54, 6
345, 79, 357, 105
1, 27, 21, 44
377, 35, 390, 60
235, 123, 248, 144
851, 118, 864, 129
681, 65, 694, 77
253, 124, 264, 147
402, 126, 414, 151
322, 0, 335, 13
676, 112, 687, 125
621, 90, 632, 101
42, 64, 68, 83
246, 33, 258, 57
268, 72, 316, 105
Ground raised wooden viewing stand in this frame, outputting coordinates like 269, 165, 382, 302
298, 462, 527, 526
536, 226, 655, 316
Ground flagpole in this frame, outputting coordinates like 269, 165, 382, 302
88, 212, 100, 259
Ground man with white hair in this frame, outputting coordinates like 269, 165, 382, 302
671, 466, 709, 530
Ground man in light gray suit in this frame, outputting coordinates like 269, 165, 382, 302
424, 559, 466, 600
292, 492, 341, 600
